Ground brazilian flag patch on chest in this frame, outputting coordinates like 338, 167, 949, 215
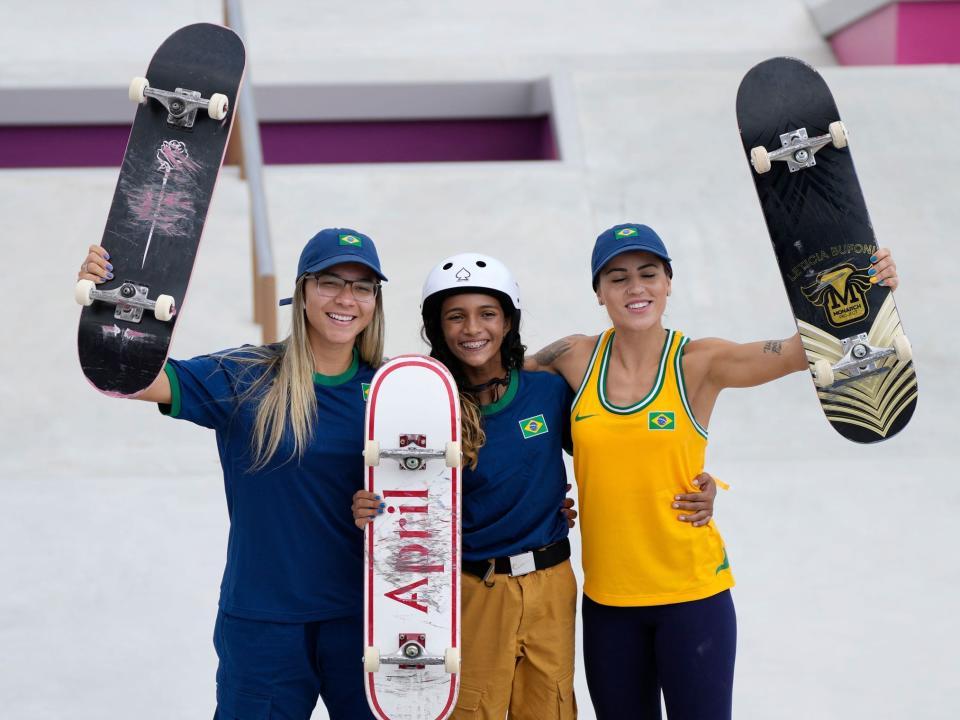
519, 414, 549, 439
648, 411, 675, 430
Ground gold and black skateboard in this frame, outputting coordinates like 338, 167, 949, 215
736, 57, 917, 443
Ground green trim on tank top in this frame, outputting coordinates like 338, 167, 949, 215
597, 329, 674, 415
675, 336, 709, 439
570, 334, 604, 413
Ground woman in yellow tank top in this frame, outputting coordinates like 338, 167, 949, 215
525, 223, 900, 720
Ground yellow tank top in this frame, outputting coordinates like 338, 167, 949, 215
571, 328, 734, 606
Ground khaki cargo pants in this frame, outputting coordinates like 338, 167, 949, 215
452, 559, 577, 719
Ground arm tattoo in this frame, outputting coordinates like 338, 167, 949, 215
533, 339, 572, 368
763, 340, 783, 355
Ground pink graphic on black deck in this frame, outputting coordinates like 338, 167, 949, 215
122, 139, 203, 267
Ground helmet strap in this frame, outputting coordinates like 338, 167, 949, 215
460, 372, 510, 394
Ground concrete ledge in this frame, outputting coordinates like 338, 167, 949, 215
0, 79, 556, 125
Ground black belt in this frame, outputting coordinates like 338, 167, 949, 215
462, 538, 570, 580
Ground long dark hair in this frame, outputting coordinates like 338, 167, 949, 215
421, 289, 526, 383
421, 289, 526, 469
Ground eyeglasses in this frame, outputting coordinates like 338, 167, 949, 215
311, 272, 380, 302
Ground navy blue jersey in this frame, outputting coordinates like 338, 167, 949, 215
160, 346, 372, 623
462, 370, 573, 561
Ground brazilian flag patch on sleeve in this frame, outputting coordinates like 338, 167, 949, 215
361, 383, 370, 401
648, 411, 675, 430
519, 414, 549, 439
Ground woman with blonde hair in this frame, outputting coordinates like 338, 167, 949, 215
78, 228, 386, 719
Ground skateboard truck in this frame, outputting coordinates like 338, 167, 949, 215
813, 332, 913, 389
129, 77, 229, 128
363, 635, 461, 674
750, 122, 848, 174
398, 633, 428, 670
74, 279, 176, 323
364, 438, 461, 469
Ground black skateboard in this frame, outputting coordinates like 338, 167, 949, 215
736, 57, 917, 443
75, 23, 245, 396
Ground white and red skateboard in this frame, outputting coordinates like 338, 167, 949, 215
363, 355, 462, 720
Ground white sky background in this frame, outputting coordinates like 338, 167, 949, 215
1, 2, 957, 718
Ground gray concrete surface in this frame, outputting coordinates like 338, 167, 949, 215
1, 2, 957, 718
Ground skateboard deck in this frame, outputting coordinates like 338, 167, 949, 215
363, 355, 462, 720
736, 57, 917, 443
75, 23, 245, 396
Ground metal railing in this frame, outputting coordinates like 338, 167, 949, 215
223, 0, 277, 344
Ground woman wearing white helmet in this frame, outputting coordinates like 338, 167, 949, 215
354, 252, 717, 719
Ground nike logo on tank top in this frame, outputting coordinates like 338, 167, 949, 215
570, 328, 734, 606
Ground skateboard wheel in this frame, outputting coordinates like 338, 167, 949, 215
364, 440, 381, 467
154, 294, 175, 322
444, 647, 460, 674
208, 93, 229, 121
445, 441, 460, 468
813, 359, 834, 388
750, 146, 771, 174
893, 335, 913, 363
829, 121, 848, 149
364, 646, 380, 673
75, 279, 95, 306
129, 76, 149, 104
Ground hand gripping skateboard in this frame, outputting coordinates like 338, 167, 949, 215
74, 23, 245, 396
363, 355, 462, 720
736, 57, 917, 443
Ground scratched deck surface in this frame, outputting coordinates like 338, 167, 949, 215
364, 356, 461, 720
77, 23, 244, 396
736, 57, 917, 443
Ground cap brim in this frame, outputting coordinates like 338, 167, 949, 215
593, 244, 672, 280
303, 255, 388, 282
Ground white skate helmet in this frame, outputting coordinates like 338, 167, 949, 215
420, 253, 521, 314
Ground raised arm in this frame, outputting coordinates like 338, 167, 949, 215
693, 246, 901, 391
78, 244, 172, 404
699, 334, 807, 390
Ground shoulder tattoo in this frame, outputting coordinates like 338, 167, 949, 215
763, 340, 783, 355
533, 338, 573, 367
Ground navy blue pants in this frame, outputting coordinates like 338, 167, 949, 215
212, 610, 375, 720
582, 590, 737, 720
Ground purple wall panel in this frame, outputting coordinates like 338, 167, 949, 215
261, 117, 556, 164
898, 1, 960, 64
829, 1, 960, 66
0, 126, 131, 168
829, 4, 898, 65
0, 117, 557, 169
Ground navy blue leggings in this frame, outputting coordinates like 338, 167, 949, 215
582, 590, 737, 720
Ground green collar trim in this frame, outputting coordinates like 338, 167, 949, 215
313, 348, 359, 386
480, 370, 519, 416
598, 329, 673, 414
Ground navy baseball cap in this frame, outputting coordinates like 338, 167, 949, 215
279, 228, 387, 306
591, 223, 672, 288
